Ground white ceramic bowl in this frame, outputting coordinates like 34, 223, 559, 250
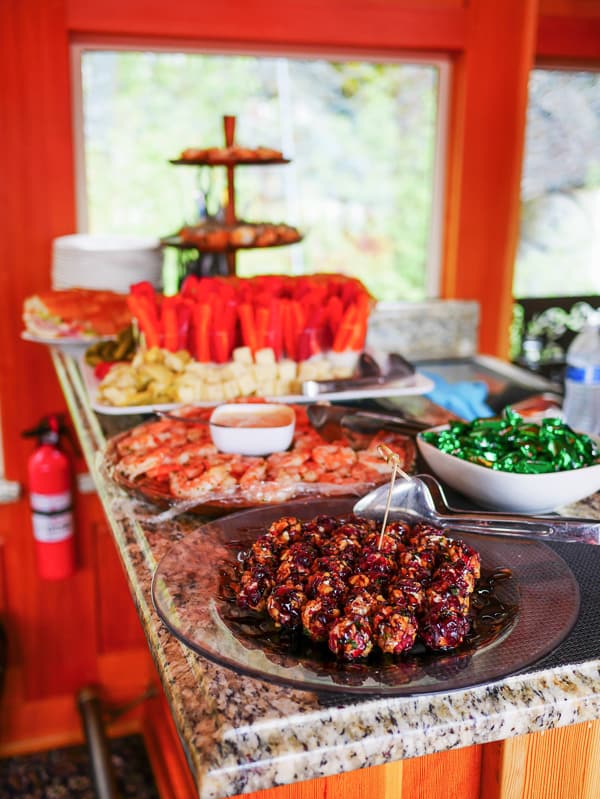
209, 403, 295, 456
417, 425, 600, 514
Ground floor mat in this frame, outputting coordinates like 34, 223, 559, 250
0, 733, 159, 798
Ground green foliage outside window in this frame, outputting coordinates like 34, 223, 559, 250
82, 51, 439, 300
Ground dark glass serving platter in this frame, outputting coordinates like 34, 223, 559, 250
151, 497, 580, 696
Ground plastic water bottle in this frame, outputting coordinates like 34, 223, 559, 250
562, 311, 600, 436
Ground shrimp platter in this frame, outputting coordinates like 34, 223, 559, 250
102, 404, 416, 513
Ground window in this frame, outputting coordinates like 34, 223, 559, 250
514, 68, 600, 298
75, 47, 447, 300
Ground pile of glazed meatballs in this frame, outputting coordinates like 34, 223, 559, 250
234, 513, 481, 660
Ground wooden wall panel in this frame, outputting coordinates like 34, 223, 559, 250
401, 745, 482, 798
481, 720, 600, 799
0, 0, 74, 487
228, 761, 401, 799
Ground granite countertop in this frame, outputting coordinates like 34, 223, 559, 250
52, 349, 600, 799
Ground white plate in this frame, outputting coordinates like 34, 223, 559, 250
21, 331, 114, 354
79, 359, 434, 415
53, 234, 161, 252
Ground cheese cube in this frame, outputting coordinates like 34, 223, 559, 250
297, 361, 320, 381
273, 379, 293, 396
259, 380, 276, 397
221, 379, 240, 400
232, 346, 253, 365
253, 362, 277, 383
237, 373, 257, 397
204, 366, 224, 385
277, 359, 297, 383
254, 347, 276, 365
222, 361, 248, 379
204, 383, 225, 402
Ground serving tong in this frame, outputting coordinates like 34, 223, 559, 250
305, 402, 429, 439
353, 472, 600, 546
302, 352, 417, 397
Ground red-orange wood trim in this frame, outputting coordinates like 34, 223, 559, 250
66, 0, 468, 53
441, 0, 539, 357
537, 16, 600, 59
142, 689, 198, 799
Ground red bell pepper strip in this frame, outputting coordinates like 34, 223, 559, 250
238, 303, 258, 353
176, 301, 193, 351
347, 292, 371, 351
192, 303, 212, 362
325, 295, 343, 343
264, 299, 283, 360
162, 297, 179, 352
255, 306, 270, 350
332, 303, 358, 352
127, 294, 161, 349
130, 281, 158, 303
223, 300, 238, 358
180, 275, 202, 300
282, 301, 298, 361
211, 326, 230, 363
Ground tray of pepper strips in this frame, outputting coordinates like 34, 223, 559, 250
83, 275, 433, 413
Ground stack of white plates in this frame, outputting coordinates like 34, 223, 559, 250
52, 234, 163, 293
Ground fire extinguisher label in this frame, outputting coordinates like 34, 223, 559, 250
32, 511, 73, 543
30, 491, 71, 513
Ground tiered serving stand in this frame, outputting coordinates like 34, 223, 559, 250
162, 115, 300, 277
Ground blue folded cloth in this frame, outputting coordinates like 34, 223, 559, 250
422, 371, 494, 421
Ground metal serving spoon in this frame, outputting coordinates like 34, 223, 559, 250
353, 473, 600, 545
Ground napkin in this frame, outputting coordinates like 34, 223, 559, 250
422, 371, 494, 421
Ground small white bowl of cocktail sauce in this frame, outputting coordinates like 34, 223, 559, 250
209, 403, 296, 456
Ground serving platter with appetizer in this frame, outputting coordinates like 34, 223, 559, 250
150, 496, 580, 694
21, 288, 133, 358
164, 221, 301, 251
22, 287, 132, 342
102, 403, 417, 513
77, 274, 432, 411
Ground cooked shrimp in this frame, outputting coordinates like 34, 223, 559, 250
238, 460, 299, 503
311, 444, 356, 473
170, 441, 219, 466
169, 463, 238, 498
117, 420, 190, 454
116, 445, 177, 480
264, 450, 308, 483
266, 450, 311, 470
354, 452, 394, 475
241, 479, 298, 504
238, 460, 268, 488
292, 430, 324, 451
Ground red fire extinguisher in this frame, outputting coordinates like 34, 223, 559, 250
22, 414, 76, 580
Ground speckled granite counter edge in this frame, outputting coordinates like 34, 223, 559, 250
52, 349, 600, 799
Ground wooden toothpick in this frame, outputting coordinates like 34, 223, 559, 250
376, 444, 410, 550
